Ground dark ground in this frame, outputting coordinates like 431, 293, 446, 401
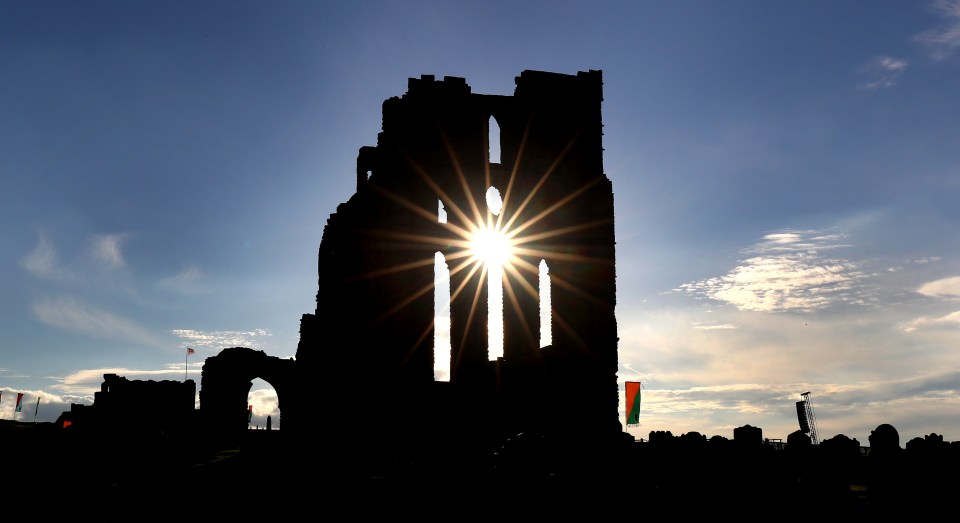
3, 420, 953, 517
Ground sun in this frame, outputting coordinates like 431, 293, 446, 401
465, 222, 512, 361
466, 186, 513, 269
469, 224, 512, 269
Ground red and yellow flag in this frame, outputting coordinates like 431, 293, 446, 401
625, 382, 641, 426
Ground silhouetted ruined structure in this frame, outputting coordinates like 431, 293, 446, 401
57, 373, 195, 440
198, 347, 295, 444
292, 69, 619, 475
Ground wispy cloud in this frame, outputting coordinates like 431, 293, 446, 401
915, 0, 960, 60
52, 367, 186, 396
856, 55, 908, 89
675, 230, 868, 312
20, 232, 63, 279
917, 275, 960, 297
22, 230, 133, 278
903, 310, 960, 332
897, 273, 960, 331
692, 322, 738, 331
157, 265, 204, 294
31, 295, 163, 346
89, 233, 129, 270
171, 328, 272, 352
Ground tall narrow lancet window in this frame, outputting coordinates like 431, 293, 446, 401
434, 200, 450, 381
437, 199, 447, 224
488, 115, 501, 165
539, 259, 551, 347
434, 252, 451, 381
485, 186, 504, 360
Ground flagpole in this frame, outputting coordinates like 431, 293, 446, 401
184, 347, 195, 382
34, 397, 40, 423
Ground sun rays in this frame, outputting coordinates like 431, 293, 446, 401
354, 118, 611, 382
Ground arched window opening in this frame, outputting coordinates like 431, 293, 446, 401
485, 186, 502, 216
539, 259, 552, 348
434, 251, 451, 381
488, 115, 501, 165
247, 378, 280, 430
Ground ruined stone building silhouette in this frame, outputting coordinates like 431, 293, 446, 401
290, 69, 620, 474
183, 69, 618, 475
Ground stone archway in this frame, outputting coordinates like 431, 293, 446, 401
198, 347, 295, 444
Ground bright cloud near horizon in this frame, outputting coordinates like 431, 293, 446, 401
2, 1, 959, 444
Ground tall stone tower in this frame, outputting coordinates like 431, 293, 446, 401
296, 70, 619, 476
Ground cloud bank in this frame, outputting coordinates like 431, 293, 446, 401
171, 328, 273, 352
676, 230, 867, 312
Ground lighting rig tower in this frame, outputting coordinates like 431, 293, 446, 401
796, 391, 820, 445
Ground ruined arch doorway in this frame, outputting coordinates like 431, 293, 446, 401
248, 378, 280, 430
199, 347, 295, 439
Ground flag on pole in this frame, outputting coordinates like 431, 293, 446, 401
15, 393, 24, 413
625, 381, 642, 426
247, 405, 253, 423
184, 347, 195, 381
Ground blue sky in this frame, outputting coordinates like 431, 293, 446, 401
2, 1, 960, 445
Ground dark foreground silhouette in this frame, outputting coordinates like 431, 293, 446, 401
3, 419, 956, 517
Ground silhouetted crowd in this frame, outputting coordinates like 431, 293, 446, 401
3, 419, 956, 516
